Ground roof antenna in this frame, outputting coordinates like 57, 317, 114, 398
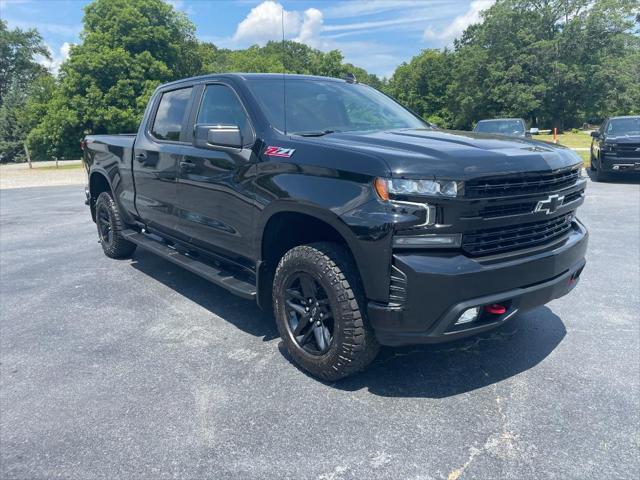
281, 7, 287, 135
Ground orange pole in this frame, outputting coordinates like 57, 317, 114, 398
553, 127, 558, 144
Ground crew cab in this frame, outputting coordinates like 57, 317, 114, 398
83, 73, 588, 380
590, 115, 640, 181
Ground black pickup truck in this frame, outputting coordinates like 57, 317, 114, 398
590, 115, 640, 181
83, 73, 588, 380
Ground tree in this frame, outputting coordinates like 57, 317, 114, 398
0, 21, 51, 162
446, 0, 639, 129
386, 49, 454, 126
27, 0, 206, 160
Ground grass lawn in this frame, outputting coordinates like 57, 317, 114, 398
537, 131, 592, 166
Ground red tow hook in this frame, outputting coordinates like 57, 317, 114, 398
484, 304, 507, 315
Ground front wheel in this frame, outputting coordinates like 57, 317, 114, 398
273, 242, 380, 380
592, 154, 606, 182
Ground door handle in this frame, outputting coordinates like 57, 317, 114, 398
179, 160, 196, 171
135, 153, 147, 162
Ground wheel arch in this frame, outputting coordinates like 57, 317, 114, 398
256, 204, 367, 310
88, 170, 113, 221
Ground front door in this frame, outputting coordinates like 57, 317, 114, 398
174, 83, 257, 264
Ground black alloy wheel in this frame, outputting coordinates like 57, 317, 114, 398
97, 202, 114, 247
94, 191, 136, 259
272, 242, 380, 380
284, 272, 334, 355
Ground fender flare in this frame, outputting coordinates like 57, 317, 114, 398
256, 199, 364, 261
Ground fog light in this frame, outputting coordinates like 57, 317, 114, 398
455, 307, 479, 326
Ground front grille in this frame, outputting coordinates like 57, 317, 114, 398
616, 144, 640, 158
465, 168, 579, 198
479, 201, 537, 218
462, 213, 574, 256
471, 189, 584, 219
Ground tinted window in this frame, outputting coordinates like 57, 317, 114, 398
197, 84, 250, 138
151, 87, 192, 141
607, 117, 640, 136
475, 120, 525, 135
245, 78, 425, 134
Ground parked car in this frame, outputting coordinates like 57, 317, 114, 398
83, 73, 588, 380
590, 116, 640, 181
473, 118, 536, 138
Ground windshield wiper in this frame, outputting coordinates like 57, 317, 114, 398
294, 130, 338, 137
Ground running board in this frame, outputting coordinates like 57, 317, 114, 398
123, 230, 256, 299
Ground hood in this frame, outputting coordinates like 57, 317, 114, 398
311, 128, 582, 179
604, 134, 640, 143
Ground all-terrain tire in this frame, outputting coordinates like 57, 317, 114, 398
95, 191, 136, 259
592, 154, 606, 182
273, 242, 380, 380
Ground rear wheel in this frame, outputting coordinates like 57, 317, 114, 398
273, 242, 380, 380
95, 191, 136, 259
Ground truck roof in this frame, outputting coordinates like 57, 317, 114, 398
159, 72, 347, 90
476, 118, 525, 123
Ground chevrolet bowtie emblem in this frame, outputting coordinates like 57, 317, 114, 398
534, 194, 564, 215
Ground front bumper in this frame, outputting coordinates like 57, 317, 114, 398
601, 153, 640, 172
368, 220, 588, 346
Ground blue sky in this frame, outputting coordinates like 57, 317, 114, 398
0, 0, 494, 77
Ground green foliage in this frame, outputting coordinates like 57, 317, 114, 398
448, 0, 639, 129
27, 0, 205, 159
0, 21, 51, 162
385, 0, 639, 130
386, 49, 455, 127
200, 40, 382, 88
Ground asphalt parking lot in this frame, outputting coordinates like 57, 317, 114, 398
1, 176, 639, 479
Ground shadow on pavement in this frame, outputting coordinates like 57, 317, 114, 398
130, 250, 565, 398
130, 249, 279, 342
333, 307, 566, 398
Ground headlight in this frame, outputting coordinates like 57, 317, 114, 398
376, 178, 459, 198
603, 143, 617, 152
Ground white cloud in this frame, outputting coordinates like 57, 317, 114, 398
323, 0, 447, 19
232, 1, 301, 44
38, 42, 71, 75
424, 0, 494, 43
227, 0, 486, 77
294, 8, 325, 48
324, 15, 443, 33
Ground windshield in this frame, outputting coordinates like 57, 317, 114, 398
244, 77, 426, 134
607, 117, 640, 136
474, 120, 525, 135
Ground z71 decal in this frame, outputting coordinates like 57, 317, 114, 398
264, 146, 296, 158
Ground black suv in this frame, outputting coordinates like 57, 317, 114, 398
590, 116, 640, 180
83, 74, 588, 380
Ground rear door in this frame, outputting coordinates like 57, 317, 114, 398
174, 82, 257, 263
133, 85, 194, 234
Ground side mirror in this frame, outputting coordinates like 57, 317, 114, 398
194, 124, 242, 149
529, 127, 539, 135
590, 131, 600, 138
